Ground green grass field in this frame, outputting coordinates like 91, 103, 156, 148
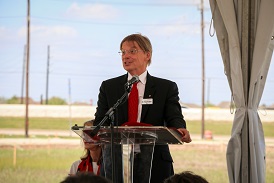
0, 148, 82, 183
0, 117, 274, 183
0, 117, 273, 137
1, 145, 273, 183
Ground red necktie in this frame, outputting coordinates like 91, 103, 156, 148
128, 82, 138, 122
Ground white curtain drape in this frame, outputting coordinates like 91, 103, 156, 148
209, 0, 274, 182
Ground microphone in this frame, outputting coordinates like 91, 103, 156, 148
89, 126, 100, 137
125, 75, 139, 87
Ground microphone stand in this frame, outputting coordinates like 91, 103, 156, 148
91, 85, 132, 183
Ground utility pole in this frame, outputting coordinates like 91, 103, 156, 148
45, 45, 50, 104
25, 0, 30, 138
200, 0, 205, 139
207, 78, 211, 105
68, 78, 72, 136
21, 45, 26, 104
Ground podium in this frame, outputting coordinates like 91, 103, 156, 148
72, 125, 183, 183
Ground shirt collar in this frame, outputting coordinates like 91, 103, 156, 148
128, 70, 147, 85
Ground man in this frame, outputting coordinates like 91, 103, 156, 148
94, 33, 191, 183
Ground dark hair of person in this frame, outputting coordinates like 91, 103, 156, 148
61, 172, 111, 183
164, 171, 209, 183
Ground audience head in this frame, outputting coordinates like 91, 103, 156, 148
83, 119, 94, 128
164, 171, 209, 183
61, 172, 111, 183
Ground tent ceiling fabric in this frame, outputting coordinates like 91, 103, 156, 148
209, 0, 274, 183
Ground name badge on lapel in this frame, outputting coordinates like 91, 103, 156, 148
142, 98, 153, 105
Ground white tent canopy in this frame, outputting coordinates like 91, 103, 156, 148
209, 0, 274, 182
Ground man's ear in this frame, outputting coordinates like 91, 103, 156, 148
146, 52, 151, 61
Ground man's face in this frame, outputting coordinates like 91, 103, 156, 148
121, 41, 150, 76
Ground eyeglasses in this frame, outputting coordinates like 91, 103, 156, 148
118, 49, 143, 56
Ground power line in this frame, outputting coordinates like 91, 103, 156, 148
49, 0, 199, 7
0, 16, 25, 19
32, 16, 201, 26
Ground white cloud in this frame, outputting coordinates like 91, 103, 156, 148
148, 15, 200, 36
148, 0, 199, 6
148, 0, 209, 10
65, 3, 118, 20
18, 25, 77, 39
0, 26, 11, 39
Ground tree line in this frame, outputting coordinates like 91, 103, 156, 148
0, 96, 67, 105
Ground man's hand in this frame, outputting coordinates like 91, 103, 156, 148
177, 128, 192, 143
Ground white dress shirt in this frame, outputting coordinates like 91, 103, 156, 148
128, 71, 147, 122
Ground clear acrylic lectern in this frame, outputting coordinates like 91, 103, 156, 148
72, 125, 183, 183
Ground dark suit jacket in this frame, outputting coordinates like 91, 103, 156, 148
94, 72, 186, 183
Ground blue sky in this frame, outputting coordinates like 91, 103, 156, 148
0, 0, 274, 106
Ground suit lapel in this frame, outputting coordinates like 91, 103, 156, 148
118, 74, 129, 124
141, 73, 156, 122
